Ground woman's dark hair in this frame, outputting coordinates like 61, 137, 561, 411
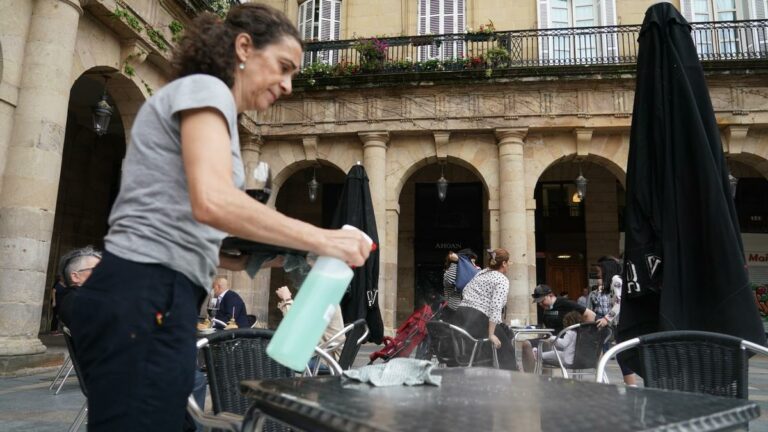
597, 256, 622, 294
488, 248, 509, 270
172, 4, 302, 87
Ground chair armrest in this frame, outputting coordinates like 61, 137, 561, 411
596, 337, 640, 383
186, 395, 243, 432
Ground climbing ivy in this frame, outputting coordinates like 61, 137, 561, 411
169, 20, 184, 43
113, 6, 143, 33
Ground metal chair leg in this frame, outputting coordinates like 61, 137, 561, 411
49, 356, 71, 391
67, 402, 87, 432
55, 364, 74, 395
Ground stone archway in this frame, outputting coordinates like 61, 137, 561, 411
532, 155, 626, 302
41, 69, 137, 333
394, 161, 489, 325
266, 162, 347, 328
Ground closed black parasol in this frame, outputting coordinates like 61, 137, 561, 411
619, 3, 766, 363
331, 164, 384, 343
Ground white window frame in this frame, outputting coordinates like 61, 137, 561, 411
297, 0, 341, 65
418, 0, 466, 61
682, 0, 748, 57
538, 0, 615, 64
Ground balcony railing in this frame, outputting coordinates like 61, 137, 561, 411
174, 0, 241, 16
299, 19, 768, 82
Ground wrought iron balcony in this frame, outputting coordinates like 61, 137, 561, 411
298, 19, 768, 85
173, 0, 241, 16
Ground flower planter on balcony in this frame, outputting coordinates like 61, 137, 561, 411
465, 33, 494, 42
411, 36, 436, 46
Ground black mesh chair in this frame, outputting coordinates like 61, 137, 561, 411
426, 321, 499, 368
336, 319, 369, 370
62, 326, 88, 432
308, 319, 369, 376
542, 323, 612, 381
596, 330, 768, 399
187, 329, 295, 432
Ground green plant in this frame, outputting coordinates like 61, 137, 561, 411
146, 26, 168, 51
485, 46, 510, 67
208, 0, 233, 19
123, 63, 135, 77
169, 20, 184, 43
113, 6, 143, 33
141, 79, 153, 96
354, 37, 388, 66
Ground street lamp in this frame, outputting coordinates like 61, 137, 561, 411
437, 164, 448, 202
575, 163, 588, 200
91, 75, 113, 137
307, 166, 319, 203
728, 171, 739, 199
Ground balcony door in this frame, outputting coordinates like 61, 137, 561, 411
417, 0, 466, 60
681, 0, 768, 58
537, 0, 617, 65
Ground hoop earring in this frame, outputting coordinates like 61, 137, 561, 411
239, 62, 245, 70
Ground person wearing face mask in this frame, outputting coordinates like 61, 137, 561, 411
68, 5, 371, 431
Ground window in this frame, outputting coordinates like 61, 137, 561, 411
297, 0, 341, 65
537, 0, 617, 64
417, 0, 466, 60
681, 0, 768, 57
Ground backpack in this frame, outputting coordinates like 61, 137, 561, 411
455, 255, 480, 293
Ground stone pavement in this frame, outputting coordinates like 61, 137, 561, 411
1, 336, 768, 431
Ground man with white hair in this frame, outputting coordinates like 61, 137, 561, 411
211, 276, 249, 328
57, 246, 102, 327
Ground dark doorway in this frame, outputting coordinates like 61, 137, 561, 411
414, 182, 484, 310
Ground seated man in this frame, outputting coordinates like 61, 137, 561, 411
58, 246, 102, 328
521, 284, 595, 372
211, 277, 249, 329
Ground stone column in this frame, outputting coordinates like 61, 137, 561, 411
527, 198, 538, 324
382, 205, 399, 335
239, 133, 264, 189
495, 128, 529, 323
0, 0, 82, 357
359, 132, 389, 330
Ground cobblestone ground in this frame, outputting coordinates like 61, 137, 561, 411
1, 337, 767, 431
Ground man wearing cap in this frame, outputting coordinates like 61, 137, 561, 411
522, 284, 595, 372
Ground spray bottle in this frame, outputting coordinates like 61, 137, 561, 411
267, 225, 374, 371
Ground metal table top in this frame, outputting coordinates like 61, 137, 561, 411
240, 368, 760, 432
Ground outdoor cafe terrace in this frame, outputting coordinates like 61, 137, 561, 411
294, 19, 768, 87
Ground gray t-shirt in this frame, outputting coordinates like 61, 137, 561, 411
105, 74, 245, 291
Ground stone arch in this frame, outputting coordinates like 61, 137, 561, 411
272, 158, 346, 201
387, 133, 498, 206
0, 38, 4, 84
525, 131, 628, 200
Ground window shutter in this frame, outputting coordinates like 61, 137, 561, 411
298, 0, 315, 66
538, 0, 550, 61
600, 0, 618, 60
457, 0, 465, 58
750, 0, 767, 53
418, 0, 428, 60
429, 0, 441, 58
318, 0, 341, 64
680, 0, 694, 21
443, 0, 455, 58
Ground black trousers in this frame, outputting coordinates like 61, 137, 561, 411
449, 306, 517, 370
70, 251, 206, 431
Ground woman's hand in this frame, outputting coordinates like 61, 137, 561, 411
315, 228, 372, 268
448, 251, 459, 263
596, 317, 610, 328
489, 334, 501, 349
275, 286, 292, 301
